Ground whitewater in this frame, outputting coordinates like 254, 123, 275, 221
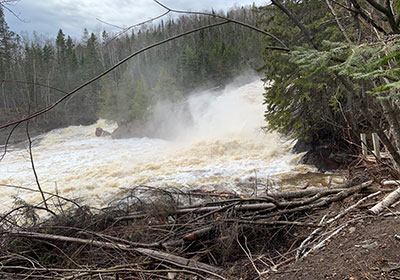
0, 80, 341, 211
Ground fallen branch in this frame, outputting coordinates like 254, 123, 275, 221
369, 186, 400, 214
296, 187, 379, 260
267, 187, 347, 199
7, 231, 131, 251
134, 248, 225, 278
6, 230, 225, 278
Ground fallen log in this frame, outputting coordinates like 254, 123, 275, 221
369, 186, 400, 214
267, 187, 347, 199
8, 230, 131, 250
134, 248, 224, 276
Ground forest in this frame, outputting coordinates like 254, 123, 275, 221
0, 4, 264, 142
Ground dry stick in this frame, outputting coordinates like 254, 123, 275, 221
0, 1, 27, 23
327, 190, 381, 223
293, 181, 373, 259
296, 189, 379, 260
0, 266, 204, 280
40, 240, 82, 269
77, 230, 163, 249
83, 225, 215, 249
348, 0, 388, 35
271, 0, 318, 49
237, 235, 268, 277
1, 273, 55, 279
0, 205, 29, 225
0, 20, 230, 131
303, 216, 367, 259
267, 187, 347, 199
61, 268, 206, 280
7, 231, 224, 278
26, 121, 48, 211
134, 248, 225, 279
157, 203, 242, 244
95, 18, 126, 30
227, 219, 319, 227
0, 79, 69, 95
0, 183, 82, 209
9, 230, 131, 250
295, 215, 327, 260
330, 0, 358, 12
325, 0, 352, 44
117, 201, 276, 221
369, 186, 400, 214
103, 9, 171, 44
0, 122, 19, 161
303, 224, 346, 257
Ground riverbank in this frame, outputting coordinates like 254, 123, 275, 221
1, 160, 399, 279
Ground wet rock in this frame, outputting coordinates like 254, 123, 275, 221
294, 139, 350, 172
292, 139, 313, 153
300, 147, 342, 172
361, 241, 378, 249
111, 121, 152, 139
95, 127, 111, 137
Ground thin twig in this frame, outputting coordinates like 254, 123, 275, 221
153, 0, 289, 49
105, 9, 171, 43
26, 121, 48, 211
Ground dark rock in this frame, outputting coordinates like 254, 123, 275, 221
111, 121, 151, 139
292, 140, 313, 153
296, 139, 349, 171
301, 148, 341, 172
95, 127, 111, 137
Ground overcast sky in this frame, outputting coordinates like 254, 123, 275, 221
3, 0, 268, 40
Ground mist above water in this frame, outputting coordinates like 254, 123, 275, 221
148, 78, 267, 141
0, 79, 339, 211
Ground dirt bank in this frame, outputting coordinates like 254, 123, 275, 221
1, 163, 399, 279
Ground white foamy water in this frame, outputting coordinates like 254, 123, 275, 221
0, 80, 339, 211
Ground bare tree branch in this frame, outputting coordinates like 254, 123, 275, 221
349, 0, 388, 35
26, 121, 48, 211
96, 18, 125, 30
153, 0, 289, 49
0, 80, 68, 95
0, 122, 20, 161
364, 0, 398, 32
325, 0, 352, 44
0, 0, 28, 23
102, 9, 171, 43
0, 183, 82, 209
270, 0, 318, 49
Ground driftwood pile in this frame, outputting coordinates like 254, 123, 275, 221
0, 179, 399, 280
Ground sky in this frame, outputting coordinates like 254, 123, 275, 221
3, 0, 268, 40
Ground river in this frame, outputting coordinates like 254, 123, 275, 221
0, 80, 343, 211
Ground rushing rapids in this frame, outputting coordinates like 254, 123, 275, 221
0, 80, 342, 211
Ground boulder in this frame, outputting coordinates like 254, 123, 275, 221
111, 121, 150, 139
95, 127, 111, 137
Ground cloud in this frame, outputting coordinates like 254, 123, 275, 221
3, 0, 267, 39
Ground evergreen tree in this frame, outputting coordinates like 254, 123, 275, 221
153, 67, 182, 102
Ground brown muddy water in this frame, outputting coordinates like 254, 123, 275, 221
0, 80, 343, 211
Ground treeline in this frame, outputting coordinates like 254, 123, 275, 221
0, 5, 263, 135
